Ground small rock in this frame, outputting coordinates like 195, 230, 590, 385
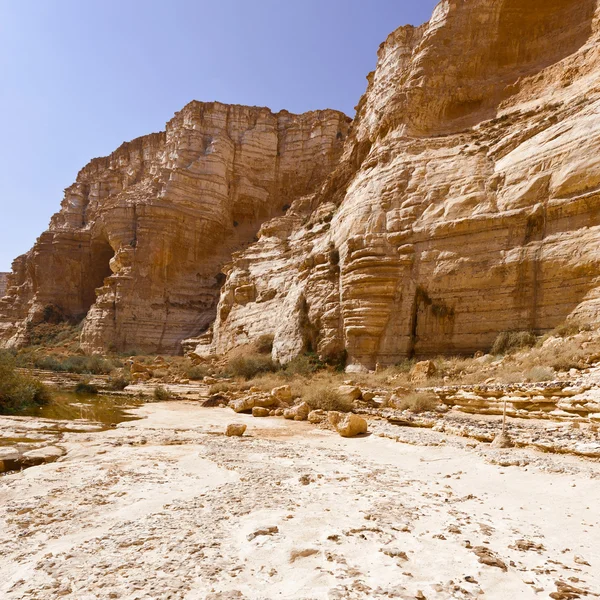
226, 424, 247, 437
491, 433, 514, 448
247, 526, 279, 541
252, 407, 270, 418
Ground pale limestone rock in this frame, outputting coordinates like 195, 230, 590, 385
231, 395, 275, 414
251, 407, 270, 418
202, 0, 600, 370
337, 385, 362, 403
283, 402, 310, 421
0, 102, 349, 353
308, 409, 327, 424
410, 361, 437, 384
225, 424, 247, 437
271, 385, 292, 404
335, 414, 368, 438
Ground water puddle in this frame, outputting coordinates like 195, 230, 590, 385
13, 391, 143, 427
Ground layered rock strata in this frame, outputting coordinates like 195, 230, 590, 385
0, 103, 350, 353
0, 274, 7, 299
197, 0, 600, 369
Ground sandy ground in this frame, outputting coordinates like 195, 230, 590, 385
1, 403, 599, 600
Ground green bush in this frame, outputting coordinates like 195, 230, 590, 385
107, 375, 130, 390
74, 382, 99, 395
185, 364, 209, 380
0, 351, 51, 414
31, 354, 116, 375
227, 354, 277, 380
491, 331, 537, 355
153, 386, 171, 401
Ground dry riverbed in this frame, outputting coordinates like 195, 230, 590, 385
1, 402, 599, 600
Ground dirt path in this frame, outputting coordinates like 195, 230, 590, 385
1, 403, 599, 599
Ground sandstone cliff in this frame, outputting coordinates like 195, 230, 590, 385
197, 0, 600, 370
0, 274, 8, 299
3, 0, 600, 368
0, 103, 350, 352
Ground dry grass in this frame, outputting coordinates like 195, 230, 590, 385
491, 331, 537, 355
392, 391, 439, 413
303, 382, 353, 413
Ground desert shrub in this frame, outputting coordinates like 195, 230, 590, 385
282, 354, 321, 377
32, 354, 115, 375
209, 382, 238, 395
0, 351, 51, 414
185, 364, 209, 380
107, 375, 130, 390
553, 320, 591, 338
394, 392, 439, 413
526, 366, 555, 382
491, 331, 537, 355
27, 321, 81, 347
227, 354, 277, 380
153, 386, 171, 401
74, 382, 99, 395
303, 384, 353, 413
255, 334, 274, 355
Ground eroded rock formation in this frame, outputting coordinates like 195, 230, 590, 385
0, 103, 349, 352
0, 274, 7, 299
198, 0, 600, 369
3, 0, 600, 368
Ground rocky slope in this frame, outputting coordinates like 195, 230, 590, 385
0, 273, 7, 299
0, 103, 349, 353
197, 0, 600, 370
3, 0, 600, 368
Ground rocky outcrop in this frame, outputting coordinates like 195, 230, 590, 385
0, 273, 7, 298
199, 0, 600, 369
0, 103, 349, 352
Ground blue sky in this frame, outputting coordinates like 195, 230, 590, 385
0, 0, 438, 271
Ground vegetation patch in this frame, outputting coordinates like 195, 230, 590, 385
303, 383, 353, 413
0, 351, 51, 414
491, 331, 537, 355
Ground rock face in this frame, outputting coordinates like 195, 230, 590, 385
197, 0, 600, 369
0, 273, 7, 299
0, 103, 350, 352
3, 1, 600, 369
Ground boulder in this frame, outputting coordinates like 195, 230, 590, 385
410, 360, 437, 383
283, 402, 310, 421
308, 409, 327, 423
226, 424, 247, 437
338, 385, 362, 403
271, 385, 292, 404
252, 407, 270, 418
335, 414, 368, 438
230, 395, 276, 413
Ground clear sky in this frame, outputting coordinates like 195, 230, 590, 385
0, 0, 438, 272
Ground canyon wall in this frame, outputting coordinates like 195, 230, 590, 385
3, 0, 600, 368
0, 274, 7, 299
0, 103, 350, 353
197, 0, 600, 370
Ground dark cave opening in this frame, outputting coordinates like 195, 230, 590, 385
79, 236, 115, 318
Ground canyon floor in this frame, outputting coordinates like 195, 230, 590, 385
1, 402, 599, 600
